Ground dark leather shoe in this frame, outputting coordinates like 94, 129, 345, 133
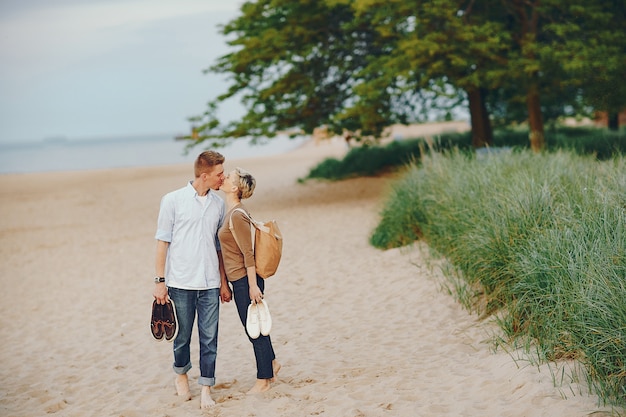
162, 299, 178, 342
150, 300, 165, 341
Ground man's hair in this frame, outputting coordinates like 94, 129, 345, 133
194, 151, 225, 177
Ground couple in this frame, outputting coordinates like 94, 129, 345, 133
152, 150, 280, 408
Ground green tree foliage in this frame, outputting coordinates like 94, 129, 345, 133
544, 1, 626, 130
186, 0, 378, 147
183, 0, 626, 150
348, 0, 511, 147
492, 0, 626, 146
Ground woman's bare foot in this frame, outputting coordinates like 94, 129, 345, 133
175, 374, 192, 401
200, 386, 215, 408
270, 360, 282, 383
247, 378, 271, 394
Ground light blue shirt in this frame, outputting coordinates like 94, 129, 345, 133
155, 182, 225, 290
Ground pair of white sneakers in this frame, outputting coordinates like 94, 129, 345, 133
246, 299, 272, 339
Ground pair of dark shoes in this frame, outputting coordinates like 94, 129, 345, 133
150, 299, 178, 342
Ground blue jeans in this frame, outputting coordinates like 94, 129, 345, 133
168, 287, 220, 386
231, 275, 276, 379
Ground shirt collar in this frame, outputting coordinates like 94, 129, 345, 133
186, 181, 212, 198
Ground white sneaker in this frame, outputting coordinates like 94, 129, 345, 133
246, 302, 261, 339
257, 299, 272, 336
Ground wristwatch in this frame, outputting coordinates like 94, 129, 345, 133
154, 276, 165, 283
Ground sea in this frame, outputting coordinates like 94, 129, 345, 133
0, 133, 309, 175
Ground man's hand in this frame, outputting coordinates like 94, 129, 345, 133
153, 282, 168, 304
220, 285, 232, 303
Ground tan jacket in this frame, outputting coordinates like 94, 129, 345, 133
218, 204, 255, 281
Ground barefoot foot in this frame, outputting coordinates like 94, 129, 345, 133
270, 360, 282, 383
200, 386, 215, 409
175, 374, 192, 401
247, 378, 271, 394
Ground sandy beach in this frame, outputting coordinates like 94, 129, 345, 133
0, 128, 619, 417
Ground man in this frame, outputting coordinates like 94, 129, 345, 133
153, 151, 232, 408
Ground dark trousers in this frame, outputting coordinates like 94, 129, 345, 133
231, 275, 276, 379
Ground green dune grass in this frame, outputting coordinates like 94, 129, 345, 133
370, 149, 625, 406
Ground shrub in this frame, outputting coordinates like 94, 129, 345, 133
304, 126, 625, 181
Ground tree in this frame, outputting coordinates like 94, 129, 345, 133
348, 0, 504, 147
499, 0, 626, 148
547, 0, 626, 130
184, 0, 625, 151
185, 0, 510, 148
185, 0, 374, 148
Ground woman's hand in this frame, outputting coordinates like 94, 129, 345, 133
249, 285, 263, 304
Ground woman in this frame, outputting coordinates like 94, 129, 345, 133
218, 167, 281, 393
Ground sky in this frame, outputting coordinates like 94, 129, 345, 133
0, 0, 243, 143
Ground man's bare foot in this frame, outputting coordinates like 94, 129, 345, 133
247, 378, 271, 394
200, 386, 215, 409
175, 374, 192, 401
270, 360, 282, 383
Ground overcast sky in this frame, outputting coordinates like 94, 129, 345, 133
0, 0, 242, 143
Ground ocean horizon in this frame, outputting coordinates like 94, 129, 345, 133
0, 133, 309, 175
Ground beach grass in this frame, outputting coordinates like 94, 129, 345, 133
369, 149, 626, 406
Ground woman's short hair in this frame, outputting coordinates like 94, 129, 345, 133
234, 167, 256, 199
194, 151, 225, 177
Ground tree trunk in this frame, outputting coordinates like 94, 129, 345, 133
526, 85, 545, 153
467, 88, 493, 148
608, 112, 619, 131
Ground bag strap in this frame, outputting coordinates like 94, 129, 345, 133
228, 207, 256, 252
